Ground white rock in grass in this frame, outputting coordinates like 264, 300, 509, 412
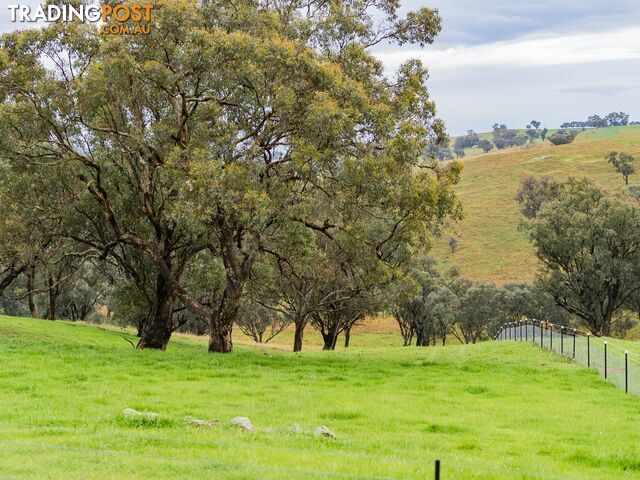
184, 416, 217, 427
230, 416, 254, 432
314, 426, 336, 438
289, 423, 303, 433
123, 408, 159, 420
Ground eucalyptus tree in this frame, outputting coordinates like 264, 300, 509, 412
236, 301, 290, 344
515, 176, 561, 220
308, 259, 383, 351
0, 0, 461, 352
424, 287, 458, 346
606, 151, 636, 185
450, 280, 496, 344
528, 179, 640, 335
390, 257, 456, 346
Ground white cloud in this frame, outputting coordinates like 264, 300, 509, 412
375, 26, 640, 71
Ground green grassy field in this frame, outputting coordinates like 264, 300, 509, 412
1, 316, 640, 479
435, 126, 640, 283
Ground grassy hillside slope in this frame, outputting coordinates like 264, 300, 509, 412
1, 316, 639, 479
433, 126, 640, 283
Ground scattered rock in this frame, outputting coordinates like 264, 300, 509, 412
230, 416, 254, 432
314, 426, 336, 438
289, 423, 303, 433
123, 408, 159, 421
184, 416, 217, 427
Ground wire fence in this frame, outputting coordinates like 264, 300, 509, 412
494, 319, 640, 396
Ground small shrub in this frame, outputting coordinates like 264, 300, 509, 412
548, 130, 579, 145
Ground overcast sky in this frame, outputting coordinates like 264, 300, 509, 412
1, 1, 638, 135
376, 0, 640, 134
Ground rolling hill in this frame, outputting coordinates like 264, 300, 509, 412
433, 126, 640, 283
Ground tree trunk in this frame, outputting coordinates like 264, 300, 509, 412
208, 281, 243, 353
0, 264, 27, 298
321, 323, 340, 350
27, 265, 38, 318
137, 273, 175, 350
344, 327, 351, 348
46, 275, 56, 320
293, 320, 305, 352
209, 319, 233, 353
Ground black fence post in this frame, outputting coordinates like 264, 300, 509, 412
572, 329, 576, 359
435, 460, 440, 480
519, 321, 522, 341
561, 327, 564, 355
540, 322, 543, 348
518, 320, 522, 341
587, 334, 590, 367
625, 351, 629, 394
604, 341, 608, 379
533, 320, 536, 343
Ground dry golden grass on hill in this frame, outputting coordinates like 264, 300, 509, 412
432, 126, 640, 283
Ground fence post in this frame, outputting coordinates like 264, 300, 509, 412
604, 341, 608, 379
572, 329, 576, 359
435, 460, 440, 480
525, 320, 528, 341
550, 324, 553, 351
625, 351, 629, 394
540, 322, 543, 348
587, 333, 590, 367
533, 320, 535, 343
560, 327, 564, 355
519, 321, 522, 341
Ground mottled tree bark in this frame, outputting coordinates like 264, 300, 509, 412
137, 273, 175, 350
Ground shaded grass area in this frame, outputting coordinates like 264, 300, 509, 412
435, 126, 640, 283
1, 316, 640, 479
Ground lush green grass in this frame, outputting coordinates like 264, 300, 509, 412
1, 316, 640, 479
435, 126, 640, 283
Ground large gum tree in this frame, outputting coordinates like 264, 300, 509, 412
0, 0, 461, 352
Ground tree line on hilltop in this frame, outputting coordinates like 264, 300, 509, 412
560, 112, 635, 129
439, 112, 638, 160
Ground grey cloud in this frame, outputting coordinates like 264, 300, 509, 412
559, 85, 639, 96
401, 0, 640, 47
